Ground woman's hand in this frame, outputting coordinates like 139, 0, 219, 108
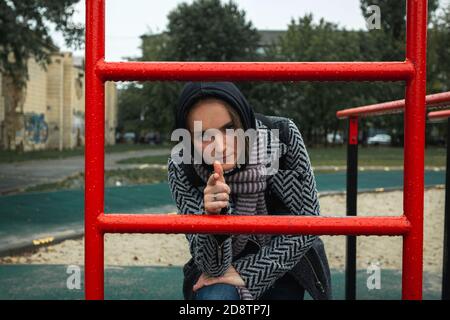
193, 265, 245, 292
204, 160, 231, 214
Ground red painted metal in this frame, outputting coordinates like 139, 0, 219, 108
402, 0, 428, 299
85, 0, 429, 300
428, 109, 450, 121
348, 117, 358, 145
85, 0, 105, 300
96, 61, 414, 82
98, 214, 411, 236
336, 91, 450, 119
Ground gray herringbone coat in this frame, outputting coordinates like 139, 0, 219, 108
167, 117, 332, 300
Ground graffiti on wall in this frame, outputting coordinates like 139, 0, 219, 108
24, 113, 48, 144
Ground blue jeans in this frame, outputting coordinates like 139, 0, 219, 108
194, 273, 305, 300
194, 283, 241, 300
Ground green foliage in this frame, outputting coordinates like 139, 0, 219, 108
121, 0, 261, 137
0, 0, 83, 87
118, 0, 447, 146
165, 0, 260, 61
428, 3, 450, 92
360, 0, 439, 41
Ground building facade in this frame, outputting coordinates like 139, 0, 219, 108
0, 52, 118, 151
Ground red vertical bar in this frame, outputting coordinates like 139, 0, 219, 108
85, 0, 105, 300
403, 0, 428, 300
348, 117, 358, 145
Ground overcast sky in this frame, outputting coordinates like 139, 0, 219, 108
53, 0, 449, 61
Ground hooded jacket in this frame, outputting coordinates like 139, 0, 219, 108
168, 81, 332, 300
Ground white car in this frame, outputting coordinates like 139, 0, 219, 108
326, 133, 344, 144
367, 134, 392, 145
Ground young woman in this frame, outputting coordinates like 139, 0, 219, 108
168, 82, 331, 300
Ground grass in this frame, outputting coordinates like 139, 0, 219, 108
0, 143, 171, 163
308, 145, 446, 167
8, 145, 447, 194
117, 154, 171, 165
116, 146, 447, 168
3, 143, 445, 167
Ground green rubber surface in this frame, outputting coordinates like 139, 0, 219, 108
0, 171, 445, 254
0, 265, 441, 300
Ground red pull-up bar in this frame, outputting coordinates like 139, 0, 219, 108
337, 91, 450, 119
429, 109, 450, 121
335, 91, 450, 300
85, 0, 429, 300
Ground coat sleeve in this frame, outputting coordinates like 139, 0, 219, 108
231, 119, 321, 299
167, 157, 233, 277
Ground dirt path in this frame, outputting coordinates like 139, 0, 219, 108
0, 148, 170, 194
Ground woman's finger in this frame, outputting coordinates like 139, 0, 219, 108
193, 274, 210, 292
208, 183, 231, 195
206, 172, 219, 186
205, 201, 229, 213
213, 160, 225, 183
208, 192, 229, 202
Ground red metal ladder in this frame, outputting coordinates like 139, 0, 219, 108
85, 0, 429, 300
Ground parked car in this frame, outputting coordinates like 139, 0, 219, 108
144, 131, 162, 145
123, 132, 136, 144
367, 133, 392, 145
326, 133, 344, 144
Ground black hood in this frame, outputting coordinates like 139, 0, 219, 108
175, 82, 255, 176
175, 82, 256, 132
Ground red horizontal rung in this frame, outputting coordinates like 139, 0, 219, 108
428, 109, 450, 121
96, 60, 414, 82
337, 91, 450, 119
98, 214, 411, 236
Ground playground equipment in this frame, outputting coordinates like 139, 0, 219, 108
337, 91, 450, 300
427, 107, 450, 300
85, 0, 428, 299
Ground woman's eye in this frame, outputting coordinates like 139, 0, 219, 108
224, 125, 235, 133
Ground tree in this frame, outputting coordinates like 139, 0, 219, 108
0, 0, 83, 150
165, 0, 260, 61
123, 0, 262, 139
359, 0, 440, 146
265, 15, 366, 145
360, 0, 439, 42
430, 2, 450, 92
0, 0, 83, 85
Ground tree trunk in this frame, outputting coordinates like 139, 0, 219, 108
2, 76, 26, 151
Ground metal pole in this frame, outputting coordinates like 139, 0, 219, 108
85, 0, 105, 300
345, 117, 358, 300
95, 61, 414, 82
402, 0, 428, 300
443, 117, 450, 300
98, 214, 411, 235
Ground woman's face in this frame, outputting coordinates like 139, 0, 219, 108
187, 99, 241, 172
